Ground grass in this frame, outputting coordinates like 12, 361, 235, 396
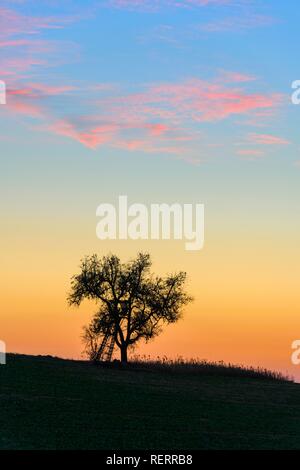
0, 353, 299, 450
122, 355, 291, 381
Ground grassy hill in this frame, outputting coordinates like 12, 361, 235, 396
0, 354, 299, 450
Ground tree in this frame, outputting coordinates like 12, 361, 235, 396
68, 252, 192, 363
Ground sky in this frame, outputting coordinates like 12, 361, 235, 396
1, 0, 300, 380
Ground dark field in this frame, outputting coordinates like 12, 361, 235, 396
0, 354, 300, 450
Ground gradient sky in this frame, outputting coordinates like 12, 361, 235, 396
1, 0, 300, 380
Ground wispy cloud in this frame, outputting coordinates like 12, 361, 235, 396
0, 6, 69, 40
0, 2, 286, 162
3, 72, 283, 156
27, 75, 282, 154
0, 6, 79, 80
106, 0, 236, 11
249, 133, 290, 146
48, 120, 118, 149
9, 83, 76, 97
200, 13, 276, 32
5, 82, 76, 118
234, 132, 291, 160
217, 70, 257, 83
236, 149, 265, 159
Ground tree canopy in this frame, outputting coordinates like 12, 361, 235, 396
68, 252, 192, 363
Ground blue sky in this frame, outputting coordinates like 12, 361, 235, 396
1, 0, 300, 373
1, 0, 300, 230
0, 1, 298, 165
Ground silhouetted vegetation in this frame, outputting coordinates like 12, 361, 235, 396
109, 355, 291, 382
1, 354, 299, 450
68, 252, 192, 363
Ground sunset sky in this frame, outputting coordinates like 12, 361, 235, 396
1, 0, 300, 380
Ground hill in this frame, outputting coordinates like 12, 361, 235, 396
0, 354, 299, 450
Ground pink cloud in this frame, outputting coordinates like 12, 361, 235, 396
249, 133, 290, 146
0, 6, 79, 81
47, 118, 177, 152
107, 0, 233, 10
5, 82, 76, 120
0, 2, 284, 162
0, 39, 33, 47
145, 123, 170, 136
0, 56, 46, 78
237, 149, 265, 158
48, 120, 118, 149
0, 7, 66, 41
6, 99, 43, 118
8, 84, 75, 97
39, 77, 282, 153
106, 78, 281, 124
218, 70, 257, 83
200, 14, 276, 32
0, 3, 285, 162
115, 139, 182, 154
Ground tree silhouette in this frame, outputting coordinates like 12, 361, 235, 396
68, 252, 192, 363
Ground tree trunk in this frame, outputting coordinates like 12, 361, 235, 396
120, 344, 128, 363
